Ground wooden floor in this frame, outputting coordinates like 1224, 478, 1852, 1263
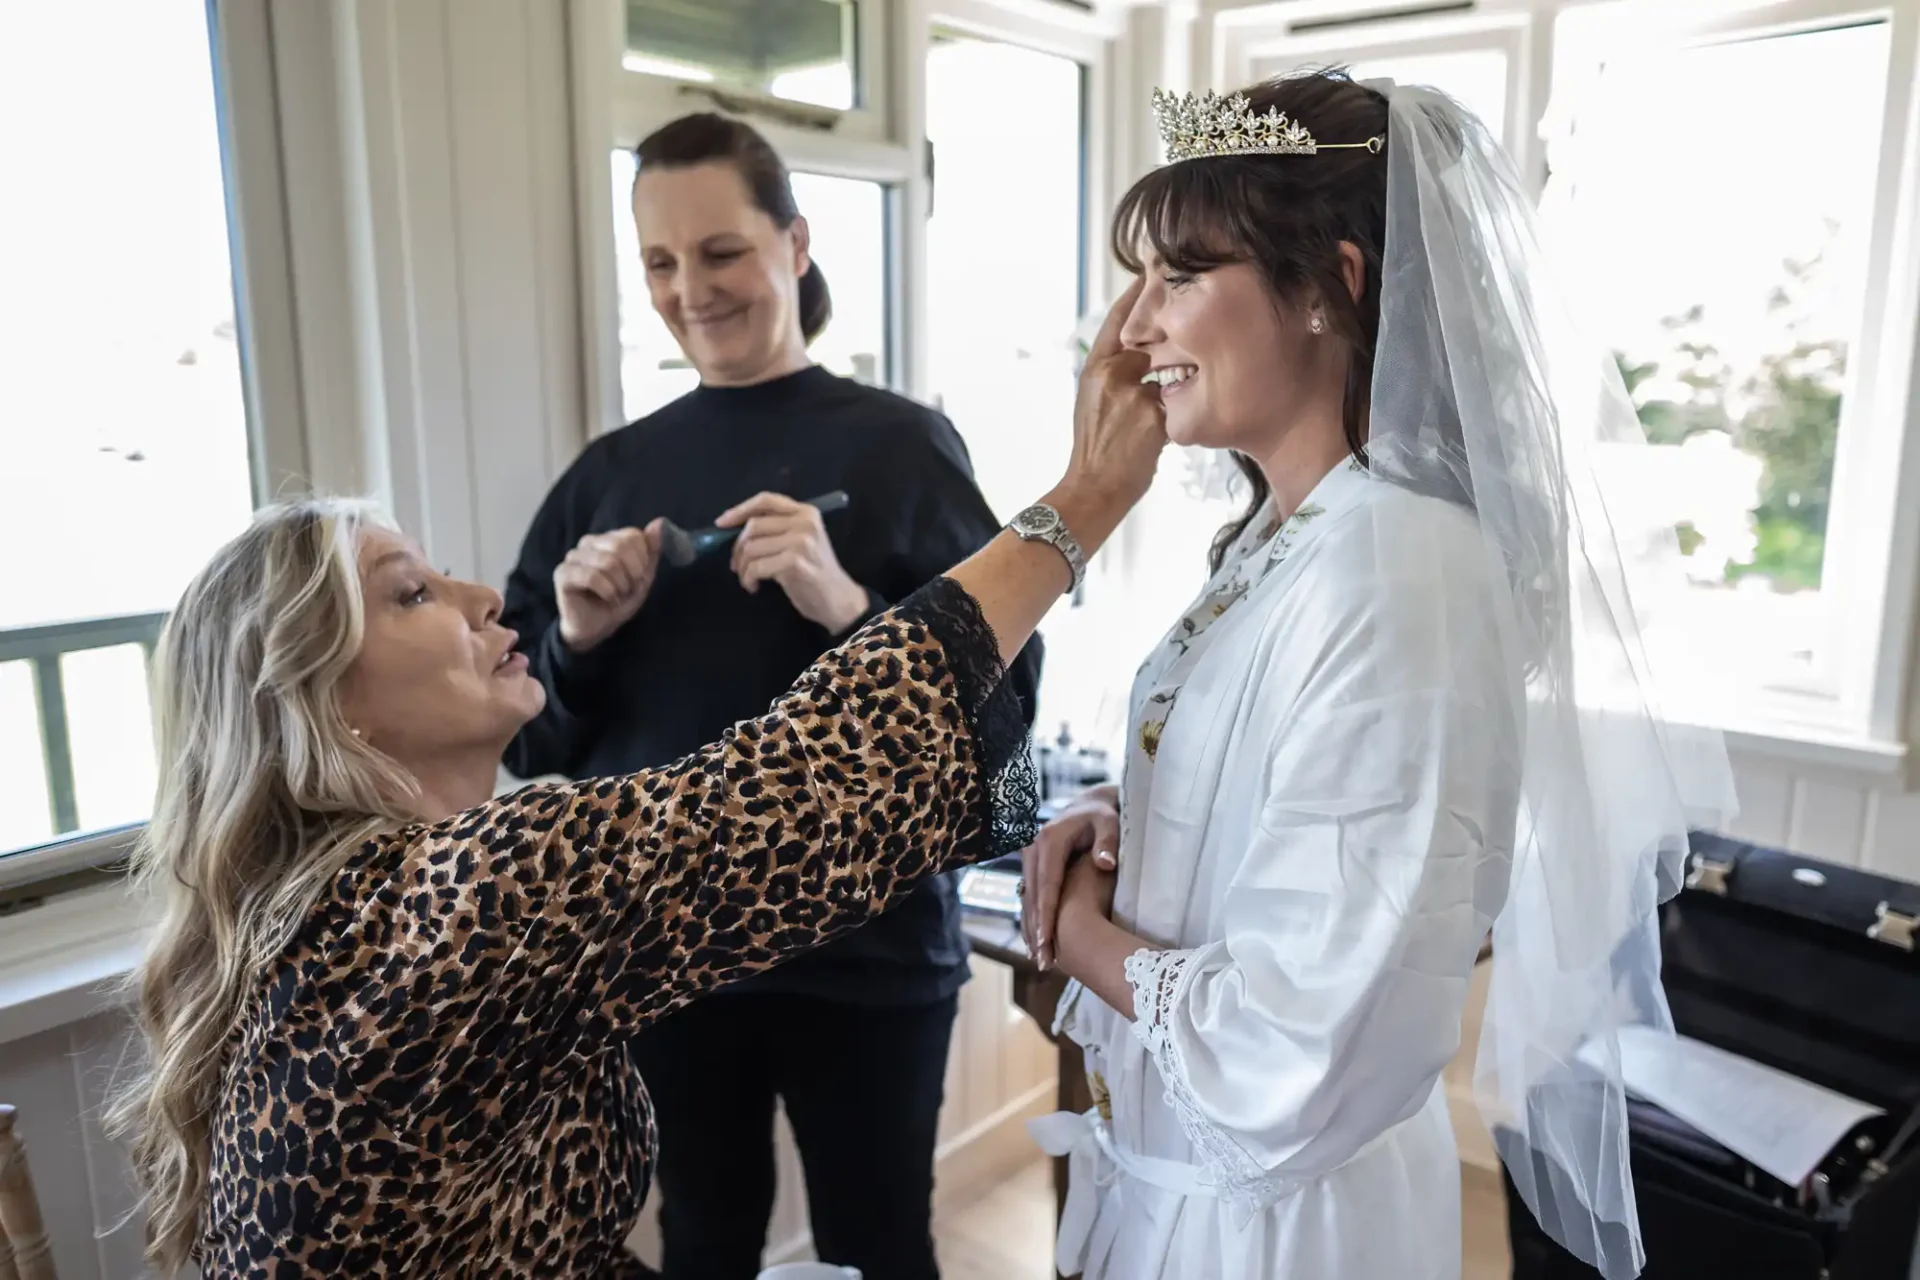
934, 1159, 1057, 1280
932, 1160, 1513, 1280
1463, 1163, 1515, 1280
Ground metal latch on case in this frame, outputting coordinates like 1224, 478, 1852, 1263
1868, 902, 1917, 952
1685, 855, 1735, 896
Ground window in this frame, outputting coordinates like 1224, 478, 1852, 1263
1250, 47, 1511, 142
1347, 49, 1509, 141
1543, 14, 1893, 727
1213, 0, 1920, 750
926, 33, 1084, 518
0, 2, 257, 863
925, 31, 1111, 738
608, 151, 890, 422
612, 0, 895, 153
624, 0, 861, 109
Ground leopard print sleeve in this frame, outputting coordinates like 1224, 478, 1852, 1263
354, 576, 1036, 1079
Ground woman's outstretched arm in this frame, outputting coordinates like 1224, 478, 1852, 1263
321, 282, 1164, 1106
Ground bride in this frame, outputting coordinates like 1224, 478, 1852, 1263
1021, 70, 1736, 1279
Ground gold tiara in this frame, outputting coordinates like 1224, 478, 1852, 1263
1151, 88, 1385, 164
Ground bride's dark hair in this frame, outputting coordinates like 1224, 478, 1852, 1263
1113, 69, 1390, 572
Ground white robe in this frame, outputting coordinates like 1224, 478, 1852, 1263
1037, 461, 1522, 1280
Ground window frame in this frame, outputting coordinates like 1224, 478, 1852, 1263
0, 0, 306, 892
928, 0, 1121, 370
1218, 4, 1541, 181
1206, 0, 1920, 768
911, 7, 1106, 524
1539, 0, 1919, 751
572, 0, 1121, 429
614, 0, 894, 142
573, 0, 920, 434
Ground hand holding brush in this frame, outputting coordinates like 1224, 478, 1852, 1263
553, 522, 665, 653
655, 491, 850, 568
708, 490, 868, 632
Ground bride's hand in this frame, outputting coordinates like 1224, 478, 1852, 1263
1021, 785, 1119, 970
1057, 847, 1119, 936
1043, 279, 1166, 534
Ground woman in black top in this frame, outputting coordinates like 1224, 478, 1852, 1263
502, 113, 1041, 1280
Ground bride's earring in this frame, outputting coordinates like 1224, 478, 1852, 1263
1308, 312, 1326, 335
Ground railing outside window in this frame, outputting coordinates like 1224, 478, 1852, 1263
0, 613, 165, 847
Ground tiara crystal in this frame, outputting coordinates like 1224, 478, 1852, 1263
1151, 88, 1384, 164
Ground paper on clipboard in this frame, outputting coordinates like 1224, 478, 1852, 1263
1576, 1026, 1882, 1186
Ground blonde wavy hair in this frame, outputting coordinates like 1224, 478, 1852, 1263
106, 498, 423, 1273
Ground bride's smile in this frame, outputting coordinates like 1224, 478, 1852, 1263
1141, 364, 1197, 392
1115, 242, 1358, 485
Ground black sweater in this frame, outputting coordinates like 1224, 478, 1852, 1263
502, 365, 1042, 1005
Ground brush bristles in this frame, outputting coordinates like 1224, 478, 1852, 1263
657, 521, 696, 568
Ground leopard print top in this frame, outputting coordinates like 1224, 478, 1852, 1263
198, 579, 1034, 1277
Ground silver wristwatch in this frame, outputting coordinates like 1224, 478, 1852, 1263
1009, 503, 1086, 593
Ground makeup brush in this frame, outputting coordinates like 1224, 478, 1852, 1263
657, 490, 851, 569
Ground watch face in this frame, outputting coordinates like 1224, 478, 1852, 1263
1015, 505, 1060, 536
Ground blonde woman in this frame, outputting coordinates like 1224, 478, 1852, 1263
104, 292, 1161, 1278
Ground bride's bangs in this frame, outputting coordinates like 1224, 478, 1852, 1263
1111, 161, 1254, 277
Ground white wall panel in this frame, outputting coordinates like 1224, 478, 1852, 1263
0, 1012, 143, 1280
1788, 775, 1874, 867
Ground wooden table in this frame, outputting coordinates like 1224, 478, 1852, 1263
962, 911, 1091, 1277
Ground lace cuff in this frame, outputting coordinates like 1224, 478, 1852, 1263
1124, 948, 1191, 1055
1125, 946, 1298, 1220
894, 577, 1038, 858
1051, 978, 1086, 1041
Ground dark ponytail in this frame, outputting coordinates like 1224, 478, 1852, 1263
796, 261, 832, 346
634, 112, 833, 345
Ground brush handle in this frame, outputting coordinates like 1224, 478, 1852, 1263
689, 491, 851, 558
